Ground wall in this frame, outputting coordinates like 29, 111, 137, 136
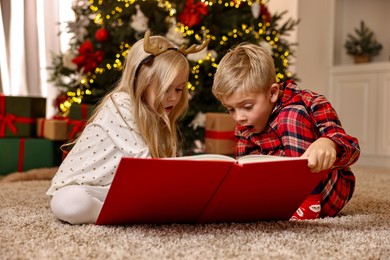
268, 0, 332, 96
268, 0, 298, 74
295, 0, 333, 95
268, 0, 298, 45
333, 0, 390, 66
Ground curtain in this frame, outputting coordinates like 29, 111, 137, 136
0, 0, 62, 117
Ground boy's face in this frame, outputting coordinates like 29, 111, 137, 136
221, 84, 279, 133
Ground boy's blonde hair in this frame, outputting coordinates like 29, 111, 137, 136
212, 43, 276, 101
86, 35, 190, 158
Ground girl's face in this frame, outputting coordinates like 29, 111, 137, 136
221, 84, 279, 133
145, 72, 187, 115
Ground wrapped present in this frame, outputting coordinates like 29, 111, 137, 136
205, 112, 236, 155
67, 103, 95, 140
0, 138, 63, 175
68, 103, 95, 120
67, 119, 87, 140
37, 118, 68, 141
0, 95, 46, 137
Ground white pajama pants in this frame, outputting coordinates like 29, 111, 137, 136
49, 185, 108, 225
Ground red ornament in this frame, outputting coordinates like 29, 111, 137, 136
178, 0, 208, 28
95, 28, 110, 42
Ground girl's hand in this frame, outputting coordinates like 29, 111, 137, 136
301, 137, 338, 172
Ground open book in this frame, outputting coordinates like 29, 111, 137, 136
172, 153, 304, 163
96, 154, 325, 225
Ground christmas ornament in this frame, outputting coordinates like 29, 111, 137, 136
188, 112, 206, 130
187, 45, 209, 62
208, 50, 218, 59
165, 21, 189, 46
193, 139, 205, 154
95, 28, 110, 42
130, 5, 149, 33
251, 2, 261, 19
259, 40, 273, 55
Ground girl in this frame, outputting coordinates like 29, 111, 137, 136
47, 31, 209, 224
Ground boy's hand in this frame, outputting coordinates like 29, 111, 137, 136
301, 137, 338, 172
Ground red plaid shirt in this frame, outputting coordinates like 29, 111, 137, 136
235, 80, 360, 217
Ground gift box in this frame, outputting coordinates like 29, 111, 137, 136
37, 118, 68, 141
68, 103, 95, 120
67, 119, 87, 140
67, 103, 95, 140
204, 112, 236, 155
0, 138, 63, 175
0, 95, 46, 137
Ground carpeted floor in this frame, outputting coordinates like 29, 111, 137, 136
0, 166, 389, 260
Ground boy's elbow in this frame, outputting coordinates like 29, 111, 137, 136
334, 137, 360, 167
346, 139, 361, 165
349, 148, 361, 165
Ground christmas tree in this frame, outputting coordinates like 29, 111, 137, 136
49, 0, 299, 154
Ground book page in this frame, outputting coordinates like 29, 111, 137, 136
168, 154, 236, 162
237, 154, 306, 164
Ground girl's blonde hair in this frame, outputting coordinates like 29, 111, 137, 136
74, 35, 190, 158
212, 43, 276, 101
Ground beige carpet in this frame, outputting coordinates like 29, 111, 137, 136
0, 166, 389, 260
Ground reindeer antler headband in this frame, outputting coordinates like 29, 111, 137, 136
133, 30, 210, 91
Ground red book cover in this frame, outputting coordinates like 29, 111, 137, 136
96, 155, 325, 225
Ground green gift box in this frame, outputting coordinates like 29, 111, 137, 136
67, 103, 95, 140
68, 103, 95, 120
0, 138, 63, 175
67, 119, 86, 141
0, 95, 46, 137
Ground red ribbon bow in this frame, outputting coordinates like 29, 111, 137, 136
178, 0, 208, 27
0, 113, 17, 136
67, 119, 86, 140
72, 40, 105, 73
65, 103, 89, 140
0, 95, 36, 137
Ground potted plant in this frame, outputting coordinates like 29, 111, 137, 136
344, 20, 383, 63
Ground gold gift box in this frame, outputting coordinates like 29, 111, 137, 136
205, 113, 236, 155
36, 118, 68, 141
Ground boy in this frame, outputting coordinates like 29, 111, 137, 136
212, 43, 360, 220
